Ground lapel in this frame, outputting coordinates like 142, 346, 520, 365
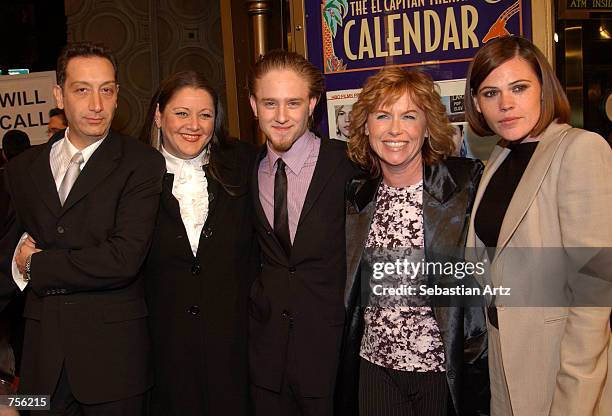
29, 136, 62, 218
160, 173, 195, 257
495, 122, 572, 258
297, 137, 343, 226
195, 167, 221, 259
252, 145, 274, 236
60, 132, 122, 214
344, 176, 380, 307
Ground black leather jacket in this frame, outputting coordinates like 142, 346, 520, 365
336, 157, 490, 416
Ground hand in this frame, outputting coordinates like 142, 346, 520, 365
15, 235, 41, 274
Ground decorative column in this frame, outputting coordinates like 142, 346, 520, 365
246, 1, 272, 62
246, 1, 272, 144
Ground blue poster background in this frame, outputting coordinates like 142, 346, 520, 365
305, 0, 532, 138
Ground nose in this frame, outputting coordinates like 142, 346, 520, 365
89, 91, 103, 112
187, 114, 199, 130
389, 116, 401, 136
499, 92, 515, 112
276, 105, 288, 123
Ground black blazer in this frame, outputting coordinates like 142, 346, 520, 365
0, 131, 165, 403
144, 140, 259, 416
337, 157, 490, 416
249, 137, 361, 397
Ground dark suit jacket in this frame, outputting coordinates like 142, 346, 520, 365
144, 140, 259, 416
249, 137, 361, 397
337, 158, 490, 416
0, 130, 165, 404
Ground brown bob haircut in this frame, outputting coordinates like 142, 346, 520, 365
465, 35, 570, 137
348, 67, 455, 177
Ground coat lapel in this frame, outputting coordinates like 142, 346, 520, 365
297, 137, 343, 226
495, 123, 571, 256
251, 146, 274, 235
29, 139, 62, 218
344, 177, 380, 307
61, 133, 121, 214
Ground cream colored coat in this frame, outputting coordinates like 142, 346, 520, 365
466, 122, 612, 416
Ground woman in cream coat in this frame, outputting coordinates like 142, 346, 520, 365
464, 36, 611, 416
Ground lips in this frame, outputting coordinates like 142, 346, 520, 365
85, 117, 104, 124
180, 133, 202, 142
382, 141, 408, 149
498, 117, 521, 127
272, 126, 292, 132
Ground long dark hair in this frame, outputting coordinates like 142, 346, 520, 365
140, 70, 237, 194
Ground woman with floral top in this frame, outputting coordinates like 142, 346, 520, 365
336, 67, 489, 416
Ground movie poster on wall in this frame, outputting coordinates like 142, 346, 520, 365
305, 0, 532, 140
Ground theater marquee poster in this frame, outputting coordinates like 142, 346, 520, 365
305, 0, 533, 153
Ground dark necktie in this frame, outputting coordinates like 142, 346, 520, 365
274, 158, 291, 256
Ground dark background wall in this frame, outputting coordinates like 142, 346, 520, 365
1, 0, 226, 141
0, 0, 67, 74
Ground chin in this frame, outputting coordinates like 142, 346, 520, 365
269, 137, 295, 152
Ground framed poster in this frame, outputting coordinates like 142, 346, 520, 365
303, 0, 533, 140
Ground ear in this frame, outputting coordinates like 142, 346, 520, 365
53, 85, 64, 109
308, 97, 317, 117
249, 95, 258, 118
364, 122, 369, 136
473, 94, 481, 113
154, 104, 162, 128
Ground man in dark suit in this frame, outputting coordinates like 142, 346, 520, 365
247, 50, 360, 415
0, 42, 165, 414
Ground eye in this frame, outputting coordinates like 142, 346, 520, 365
174, 111, 188, 117
74, 87, 89, 95
402, 114, 416, 120
200, 112, 213, 119
338, 111, 345, 116
287, 100, 301, 108
374, 113, 389, 120
100, 86, 116, 96
511, 84, 528, 94
481, 89, 498, 98
263, 100, 275, 108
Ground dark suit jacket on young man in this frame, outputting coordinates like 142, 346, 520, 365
336, 158, 490, 416
0, 130, 165, 404
144, 140, 259, 416
249, 136, 361, 397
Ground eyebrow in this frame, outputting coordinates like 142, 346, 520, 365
68, 80, 117, 87
374, 108, 418, 113
170, 106, 214, 112
478, 79, 532, 93
260, 97, 304, 102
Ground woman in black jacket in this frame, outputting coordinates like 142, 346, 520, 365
336, 67, 489, 415
140, 71, 259, 416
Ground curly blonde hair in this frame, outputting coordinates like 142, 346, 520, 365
348, 67, 455, 177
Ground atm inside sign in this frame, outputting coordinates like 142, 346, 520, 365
567, 0, 612, 10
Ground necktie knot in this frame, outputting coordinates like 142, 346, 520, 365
70, 152, 84, 165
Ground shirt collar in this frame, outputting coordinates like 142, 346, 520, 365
265, 130, 316, 176
62, 127, 107, 164
161, 145, 209, 176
